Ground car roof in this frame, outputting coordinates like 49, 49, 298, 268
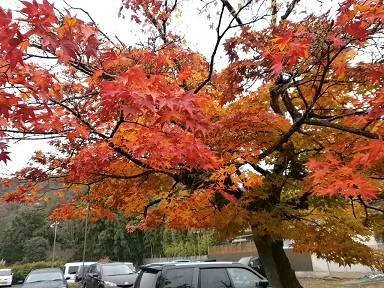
0, 269, 11, 271
140, 261, 248, 271
30, 268, 63, 273
65, 261, 96, 265
96, 262, 130, 266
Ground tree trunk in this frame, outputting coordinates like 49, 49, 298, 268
252, 229, 303, 288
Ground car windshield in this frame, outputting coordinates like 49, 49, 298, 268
25, 271, 64, 283
0, 270, 11, 276
102, 264, 133, 276
125, 263, 134, 271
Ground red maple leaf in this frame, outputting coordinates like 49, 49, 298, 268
85, 34, 100, 60
0, 142, 10, 164
0, 7, 12, 27
328, 33, 346, 47
8, 30, 23, 47
57, 36, 78, 63
270, 55, 283, 77
368, 70, 383, 83
345, 21, 368, 38
20, 0, 57, 25
271, 31, 293, 51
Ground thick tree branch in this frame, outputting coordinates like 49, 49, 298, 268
109, 111, 125, 138
304, 119, 382, 140
281, 0, 301, 21
93, 170, 155, 180
357, 195, 384, 215
271, 0, 277, 25
220, 0, 243, 25
69, 60, 115, 80
195, 0, 253, 93
194, 4, 226, 94
79, 142, 181, 184
308, 110, 367, 120
263, 37, 348, 160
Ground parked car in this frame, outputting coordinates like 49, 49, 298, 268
0, 268, 13, 287
75, 263, 96, 283
63, 262, 95, 283
238, 256, 266, 277
134, 261, 270, 288
19, 267, 69, 288
123, 262, 136, 273
83, 262, 138, 288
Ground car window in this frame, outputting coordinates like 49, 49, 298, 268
164, 268, 193, 288
79, 265, 89, 273
134, 270, 160, 288
200, 268, 233, 288
227, 268, 263, 288
68, 266, 78, 274
88, 265, 96, 274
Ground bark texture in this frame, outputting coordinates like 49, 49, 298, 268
252, 230, 303, 288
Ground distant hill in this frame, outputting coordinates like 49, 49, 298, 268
0, 178, 74, 230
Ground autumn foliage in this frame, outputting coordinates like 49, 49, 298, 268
1, 0, 384, 287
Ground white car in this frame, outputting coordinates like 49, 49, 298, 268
63, 262, 95, 283
0, 268, 13, 287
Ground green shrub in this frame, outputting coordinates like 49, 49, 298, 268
68, 283, 81, 288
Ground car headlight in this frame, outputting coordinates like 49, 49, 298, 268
104, 281, 117, 287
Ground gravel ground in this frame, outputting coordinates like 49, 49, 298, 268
298, 276, 384, 288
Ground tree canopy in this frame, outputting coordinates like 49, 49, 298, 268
1, 0, 384, 287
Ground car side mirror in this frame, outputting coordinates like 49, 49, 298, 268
65, 277, 71, 280
258, 279, 269, 287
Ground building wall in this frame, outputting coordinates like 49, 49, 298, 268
309, 235, 380, 274
143, 236, 382, 275
208, 242, 313, 271
310, 256, 372, 273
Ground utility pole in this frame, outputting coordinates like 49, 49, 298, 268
51, 221, 59, 266
82, 203, 90, 270
82, 185, 91, 275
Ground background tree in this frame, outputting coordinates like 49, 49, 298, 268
23, 237, 49, 262
84, 212, 151, 264
1, 1, 384, 287
162, 229, 217, 257
0, 208, 49, 262
143, 227, 166, 259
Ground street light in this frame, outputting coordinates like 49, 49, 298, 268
50, 221, 59, 266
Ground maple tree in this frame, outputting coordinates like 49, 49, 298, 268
1, 0, 384, 287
